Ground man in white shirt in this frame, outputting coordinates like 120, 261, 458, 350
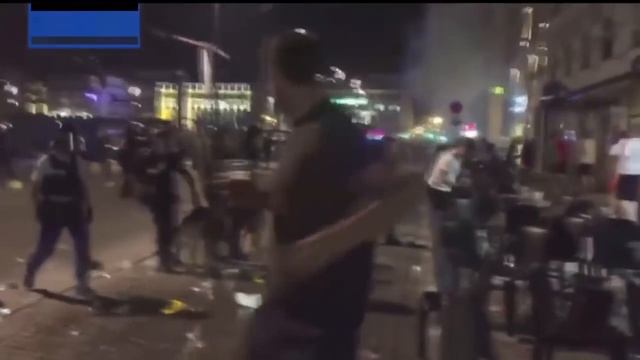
425, 139, 466, 298
610, 131, 640, 222
578, 133, 597, 192
426, 140, 466, 212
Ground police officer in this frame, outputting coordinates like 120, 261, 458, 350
141, 128, 200, 273
24, 125, 95, 297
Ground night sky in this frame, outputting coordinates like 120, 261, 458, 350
0, 4, 424, 82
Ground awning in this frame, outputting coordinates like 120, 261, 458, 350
541, 72, 639, 106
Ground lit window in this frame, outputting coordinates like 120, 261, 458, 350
388, 105, 400, 112
374, 104, 385, 111
519, 40, 530, 48
538, 22, 550, 29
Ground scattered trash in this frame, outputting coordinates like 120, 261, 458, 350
233, 292, 262, 309
68, 329, 80, 336
161, 299, 188, 315
0, 282, 19, 291
189, 286, 204, 293
92, 271, 112, 280
0, 307, 11, 317
15, 257, 25, 264
185, 325, 205, 349
252, 276, 265, 284
411, 265, 422, 273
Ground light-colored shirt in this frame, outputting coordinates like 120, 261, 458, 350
579, 138, 596, 165
610, 138, 640, 175
426, 150, 461, 192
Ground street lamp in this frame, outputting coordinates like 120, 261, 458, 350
175, 70, 187, 128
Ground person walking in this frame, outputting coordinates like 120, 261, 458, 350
609, 129, 640, 222
24, 125, 95, 297
240, 29, 422, 360
425, 139, 466, 301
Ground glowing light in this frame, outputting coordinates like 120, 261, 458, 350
412, 126, 425, 134
388, 105, 401, 112
366, 129, 385, 140
6, 99, 18, 106
374, 104, 385, 111
261, 114, 278, 124
490, 86, 505, 95
431, 116, 443, 125
127, 86, 141, 97
3, 84, 18, 96
330, 97, 368, 106
293, 28, 307, 35
510, 95, 528, 113
84, 92, 98, 102
398, 133, 411, 139
349, 79, 362, 89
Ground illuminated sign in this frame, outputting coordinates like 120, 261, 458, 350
28, 3, 140, 49
330, 97, 368, 106
490, 86, 505, 95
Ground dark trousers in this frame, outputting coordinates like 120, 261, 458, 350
26, 220, 91, 287
152, 204, 178, 267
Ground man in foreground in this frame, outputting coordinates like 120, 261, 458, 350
241, 30, 422, 360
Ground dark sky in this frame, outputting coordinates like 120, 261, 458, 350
0, 4, 424, 82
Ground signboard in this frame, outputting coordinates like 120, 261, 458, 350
28, 3, 140, 49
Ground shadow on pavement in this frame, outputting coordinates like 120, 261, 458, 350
32, 289, 209, 320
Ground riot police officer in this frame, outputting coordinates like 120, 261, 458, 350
140, 127, 200, 272
24, 125, 95, 297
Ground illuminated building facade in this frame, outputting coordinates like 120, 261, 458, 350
22, 82, 48, 115
154, 82, 252, 128
534, 4, 640, 181
324, 74, 412, 134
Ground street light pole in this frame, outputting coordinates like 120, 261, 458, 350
176, 70, 187, 129
211, 4, 221, 128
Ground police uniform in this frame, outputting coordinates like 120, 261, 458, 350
24, 151, 92, 291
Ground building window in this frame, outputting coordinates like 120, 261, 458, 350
580, 33, 591, 69
563, 43, 573, 76
632, 28, 640, 49
602, 18, 614, 60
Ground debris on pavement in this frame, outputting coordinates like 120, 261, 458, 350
161, 299, 189, 315
233, 292, 262, 309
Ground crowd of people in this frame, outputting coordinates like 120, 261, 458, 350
14, 27, 608, 360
